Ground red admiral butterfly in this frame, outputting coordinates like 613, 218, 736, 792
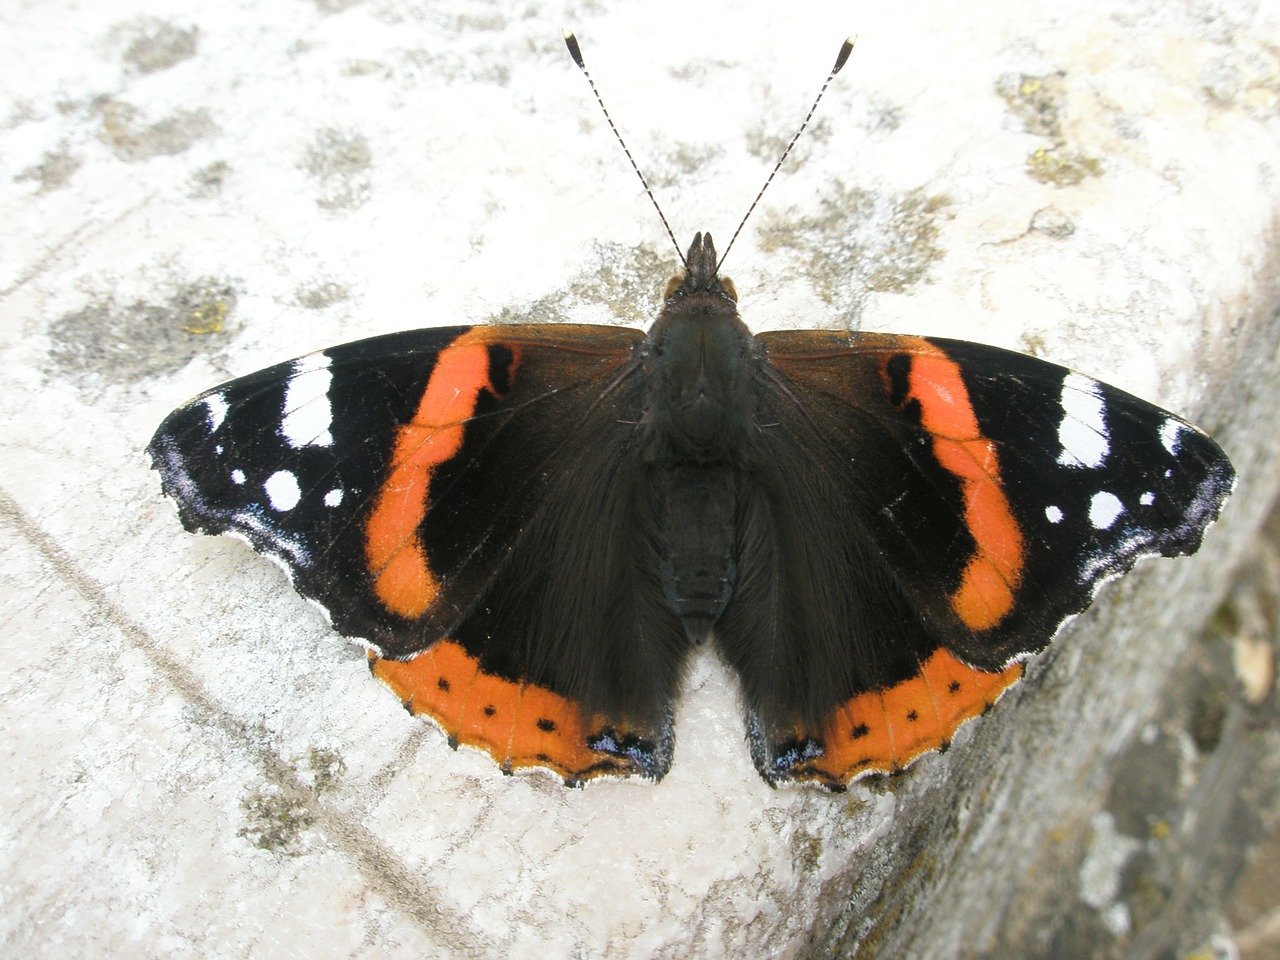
149, 37, 1234, 789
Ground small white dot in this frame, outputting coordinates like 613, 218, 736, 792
231, 469, 246, 485
1089, 491, 1124, 530
264, 470, 301, 512
323, 488, 344, 507
1139, 491, 1154, 506
1045, 505, 1064, 524
1159, 418, 1183, 455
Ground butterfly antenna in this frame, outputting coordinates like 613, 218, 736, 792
716, 37, 855, 271
564, 31, 685, 266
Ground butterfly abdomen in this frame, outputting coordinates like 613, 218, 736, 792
655, 463, 739, 642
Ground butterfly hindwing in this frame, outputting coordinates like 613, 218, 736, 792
725, 330, 1233, 786
150, 323, 683, 783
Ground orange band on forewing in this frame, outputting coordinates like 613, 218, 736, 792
908, 355, 981, 436
893, 343, 1025, 630
369, 641, 632, 782
365, 331, 511, 618
791, 648, 1025, 785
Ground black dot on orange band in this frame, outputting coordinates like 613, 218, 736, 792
851, 723, 869, 739
948, 680, 961, 693
483, 705, 496, 717
885, 353, 911, 407
437, 677, 450, 692
485, 342, 516, 395
536, 718, 557, 732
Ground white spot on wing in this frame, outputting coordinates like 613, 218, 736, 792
1046, 505, 1064, 524
1139, 491, 1154, 506
1089, 491, 1124, 529
1159, 418, 1182, 455
231, 468, 246, 485
1058, 373, 1109, 468
205, 394, 229, 432
265, 470, 301, 512
324, 488, 344, 507
281, 352, 334, 448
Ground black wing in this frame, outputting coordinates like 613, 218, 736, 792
150, 324, 682, 782
714, 330, 1233, 786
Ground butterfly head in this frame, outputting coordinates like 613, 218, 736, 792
663, 232, 738, 304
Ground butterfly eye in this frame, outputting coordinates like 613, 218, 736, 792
663, 273, 684, 300
720, 276, 738, 302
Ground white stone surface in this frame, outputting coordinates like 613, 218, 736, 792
1, 0, 1277, 957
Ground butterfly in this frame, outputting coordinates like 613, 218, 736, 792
147, 37, 1234, 789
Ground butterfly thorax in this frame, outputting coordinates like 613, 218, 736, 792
641, 232, 757, 465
